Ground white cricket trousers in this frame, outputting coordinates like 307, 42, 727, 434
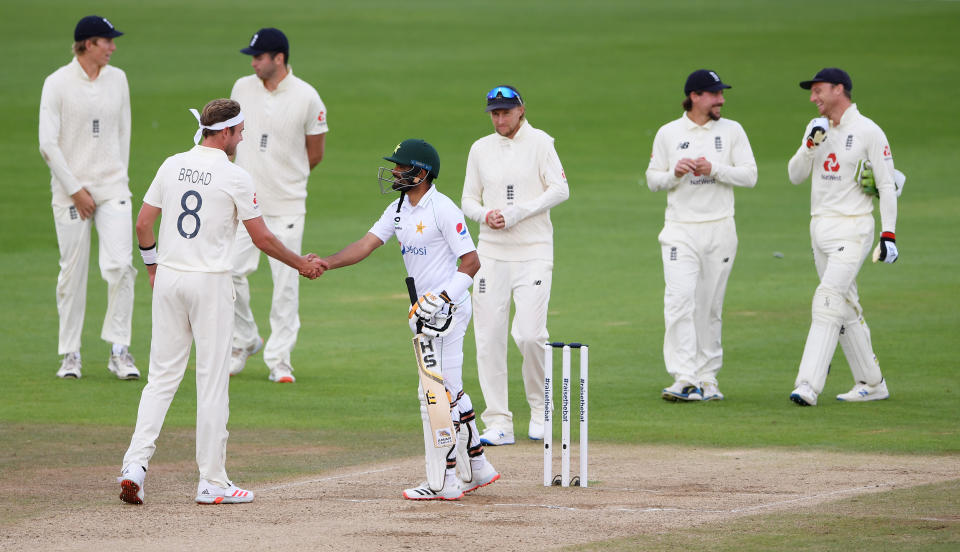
123, 266, 234, 488
795, 214, 881, 393
473, 254, 552, 433
231, 214, 303, 370
659, 217, 737, 386
52, 198, 136, 354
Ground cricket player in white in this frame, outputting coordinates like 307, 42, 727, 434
461, 85, 569, 445
646, 70, 757, 402
118, 99, 325, 505
787, 68, 897, 406
39, 15, 139, 380
322, 139, 499, 500
229, 27, 329, 383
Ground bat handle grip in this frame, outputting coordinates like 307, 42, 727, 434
405, 276, 424, 333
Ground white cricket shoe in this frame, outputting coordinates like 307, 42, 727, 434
56, 352, 82, 379
108, 349, 140, 380
701, 382, 725, 401
195, 479, 254, 504
837, 379, 889, 402
403, 480, 464, 501
790, 383, 818, 406
478, 427, 514, 446
229, 336, 264, 376
268, 362, 296, 383
528, 418, 544, 441
118, 464, 146, 505
461, 458, 500, 494
662, 381, 702, 401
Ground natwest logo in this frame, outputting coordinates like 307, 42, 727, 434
823, 153, 840, 172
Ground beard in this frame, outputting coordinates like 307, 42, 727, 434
708, 107, 722, 121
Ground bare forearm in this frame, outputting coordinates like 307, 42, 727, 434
324, 233, 382, 269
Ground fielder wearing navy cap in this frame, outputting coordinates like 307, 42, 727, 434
684, 69, 731, 95
74, 15, 123, 42
241, 28, 289, 58
485, 85, 523, 112
799, 67, 853, 91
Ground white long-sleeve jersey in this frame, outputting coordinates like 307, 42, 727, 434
461, 120, 569, 262
39, 57, 131, 207
787, 104, 897, 233
645, 114, 757, 222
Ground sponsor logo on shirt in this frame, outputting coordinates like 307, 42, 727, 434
253, 193, 258, 206
401, 244, 428, 256
318, 111, 325, 123
883, 145, 892, 158
823, 153, 840, 172
456, 222, 468, 236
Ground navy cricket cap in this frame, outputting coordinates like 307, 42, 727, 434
799, 67, 853, 91
241, 28, 289, 56
684, 69, 731, 95
485, 85, 523, 112
74, 15, 123, 42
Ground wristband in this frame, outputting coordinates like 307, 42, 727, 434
441, 271, 474, 302
881, 231, 895, 240
139, 243, 158, 266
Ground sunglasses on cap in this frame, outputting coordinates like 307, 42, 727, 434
486, 86, 522, 102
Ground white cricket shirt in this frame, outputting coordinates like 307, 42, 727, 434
144, 145, 261, 273
787, 104, 897, 233
231, 69, 327, 216
645, 113, 757, 222
39, 57, 131, 206
462, 120, 569, 262
369, 186, 476, 304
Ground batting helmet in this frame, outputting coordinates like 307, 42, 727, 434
384, 139, 440, 180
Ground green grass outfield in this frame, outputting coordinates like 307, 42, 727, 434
1, 0, 958, 548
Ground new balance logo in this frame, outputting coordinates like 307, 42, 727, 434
534, 280, 542, 285
678, 141, 689, 150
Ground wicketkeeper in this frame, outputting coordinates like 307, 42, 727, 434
321, 139, 499, 500
787, 68, 900, 406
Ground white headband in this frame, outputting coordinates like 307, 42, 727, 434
190, 108, 244, 145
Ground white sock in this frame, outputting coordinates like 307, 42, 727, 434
112, 343, 126, 356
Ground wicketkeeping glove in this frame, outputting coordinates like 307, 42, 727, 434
856, 160, 877, 197
806, 117, 829, 149
872, 232, 899, 264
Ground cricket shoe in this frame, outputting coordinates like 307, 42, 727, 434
56, 352, 82, 379
701, 382, 725, 401
402, 481, 464, 501
479, 427, 514, 446
268, 362, 296, 383
195, 479, 254, 504
460, 459, 500, 494
118, 464, 146, 505
108, 349, 140, 380
229, 336, 264, 376
661, 381, 703, 402
528, 419, 544, 441
837, 379, 889, 402
790, 383, 818, 406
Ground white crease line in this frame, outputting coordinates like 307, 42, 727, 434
257, 466, 404, 492
729, 483, 893, 513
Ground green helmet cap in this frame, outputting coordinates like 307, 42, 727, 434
384, 139, 440, 180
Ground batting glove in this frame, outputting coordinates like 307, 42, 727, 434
421, 307, 457, 338
806, 117, 829, 149
408, 290, 452, 323
872, 232, 899, 264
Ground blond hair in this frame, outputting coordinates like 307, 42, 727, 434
200, 99, 241, 138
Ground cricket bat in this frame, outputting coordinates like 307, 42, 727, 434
406, 277, 455, 448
